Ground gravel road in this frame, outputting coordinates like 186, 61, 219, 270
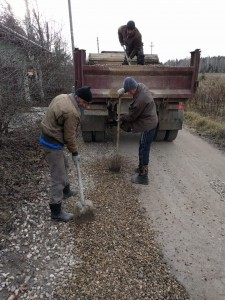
1, 110, 225, 299
119, 127, 225, 300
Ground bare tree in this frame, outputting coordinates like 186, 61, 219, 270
0, 1, 74, 134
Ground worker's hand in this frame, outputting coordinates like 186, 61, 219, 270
117, 88, 125, 97
72, 153, 80, 162
120, 122, 132, 132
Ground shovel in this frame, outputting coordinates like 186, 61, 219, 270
122, 45, 131, 65
108, 96, 122, 172
73, 159, 95, 222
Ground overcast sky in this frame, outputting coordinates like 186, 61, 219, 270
5, 0, 225, 63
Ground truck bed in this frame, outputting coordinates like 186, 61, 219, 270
73, 48, 201, 142
74, 49, 200, 102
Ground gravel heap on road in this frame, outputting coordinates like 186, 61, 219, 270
0, 123, 190, 300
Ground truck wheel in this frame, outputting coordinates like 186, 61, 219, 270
94, 131, 105, 142
154, 130, 166, 141
165, 130, 178, 142
82, 131, 93, 142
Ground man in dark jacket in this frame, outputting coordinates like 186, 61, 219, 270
117, 77, 158, 185
118, 20, 144, 65
40, 87, 92, 222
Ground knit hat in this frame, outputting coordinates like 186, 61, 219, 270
126, 20, 135, 30
75, 86, 92, 102
123, 77, 138, 92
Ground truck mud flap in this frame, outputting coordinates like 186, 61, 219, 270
81, 109, 107, 142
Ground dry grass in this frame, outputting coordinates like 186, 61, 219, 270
108, 153, 123, 173
188, 73, 225, 119
185, 73, 225, 148
184, 111, 225, 147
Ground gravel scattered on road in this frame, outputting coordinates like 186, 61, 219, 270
1, 123, 191, 300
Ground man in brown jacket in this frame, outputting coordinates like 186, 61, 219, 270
117, 77, 158, 185
40, 87, 92, 222
118, 20, 144, 65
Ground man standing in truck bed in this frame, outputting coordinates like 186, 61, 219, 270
118, 20, 144, 65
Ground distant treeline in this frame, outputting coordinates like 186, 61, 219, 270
165, 56, 225, 73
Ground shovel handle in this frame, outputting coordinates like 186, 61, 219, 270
75, 160, 85, 206
116, 97, 122, 150
122, 45, 131, 65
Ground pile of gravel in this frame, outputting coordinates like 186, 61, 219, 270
0, 124, 190, 299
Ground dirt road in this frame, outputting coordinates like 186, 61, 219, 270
119, 127, 225, 300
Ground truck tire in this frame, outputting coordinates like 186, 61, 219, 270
165, 130, 178, 142
94, 131, 105, 142
154, 130, 166, 141
82, 131, 93, 142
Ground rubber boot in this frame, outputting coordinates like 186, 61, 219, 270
49, 203, 74, 222
63, 184, 77, 199
131, 165, 149, 185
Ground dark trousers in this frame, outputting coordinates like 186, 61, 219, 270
123, 47, 145, 65
139, 127, 156, 166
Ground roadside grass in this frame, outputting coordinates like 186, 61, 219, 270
184, 110, 225, 148
184, 111, 225, 139
184, 73, 225, 149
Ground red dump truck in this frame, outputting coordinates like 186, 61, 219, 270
73, 48, 201, 142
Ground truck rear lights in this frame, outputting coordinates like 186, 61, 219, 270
166, 103, 184, 110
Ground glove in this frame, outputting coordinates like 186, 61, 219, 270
117, 88, 125, 97
121, 121, 132, 132
72, 153, 80, 162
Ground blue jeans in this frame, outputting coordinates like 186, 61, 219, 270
139, 127, 156, 166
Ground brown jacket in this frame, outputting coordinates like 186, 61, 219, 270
118, 25, 143, 59
41, 94, 80, 153
120, 83, 158, 133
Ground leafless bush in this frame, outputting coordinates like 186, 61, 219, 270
189, 74, 225, 121
0, 47, 29, 134
0, 2, 73, 134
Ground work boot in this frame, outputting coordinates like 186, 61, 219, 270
49, 203, 74, 222
63, 184, 77, 199
131, 165, 149, 185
